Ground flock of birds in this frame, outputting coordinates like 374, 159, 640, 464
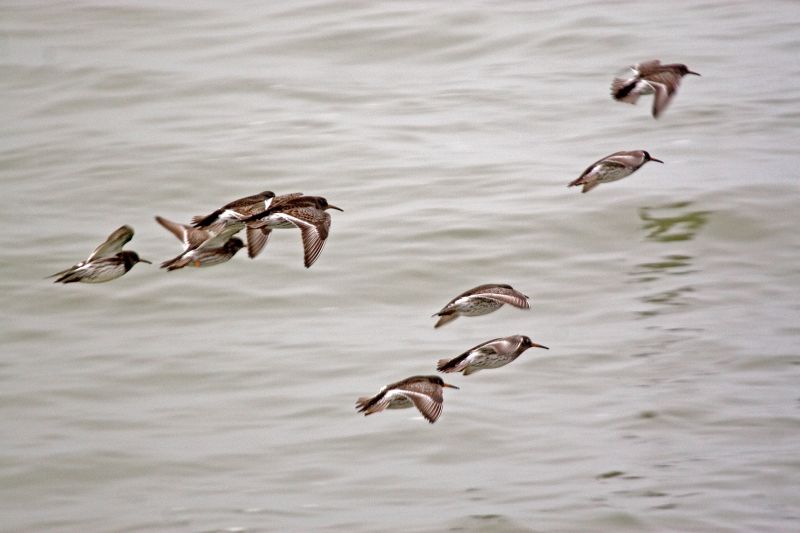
50, 59, 699, 423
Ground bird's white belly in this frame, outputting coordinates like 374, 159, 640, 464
81, 264, 126, 283
637, 80, 655, 95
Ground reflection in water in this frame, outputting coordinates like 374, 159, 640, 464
632, 254, 695, 282
639, 201, 711, 242
632, 202, 711, 318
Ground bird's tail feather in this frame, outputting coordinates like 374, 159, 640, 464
436, 358, 458, 373
160, 254, 190, 271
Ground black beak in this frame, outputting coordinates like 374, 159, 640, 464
688, 71, 701, 76
327, 205, 344, 212
650, 157, 664, 164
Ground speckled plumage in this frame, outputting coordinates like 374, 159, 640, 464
611, 60, 700, 118
244, 192, 305, 258
568, 150, 663, 193
432, 283, 530, 328
244, 195, 342, 268
437, 335, 549, 376
355, 375, 459, 424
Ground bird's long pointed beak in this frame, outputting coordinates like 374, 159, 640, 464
328, 205, 343, 212
532, 343, 549, 350
650, 157, 664, 164
443, 383, 459, 389
139, 259, 152, 264
688, 71, 701, 76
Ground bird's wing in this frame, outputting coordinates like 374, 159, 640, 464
646, 70, 682, 95
279, 209, 332, 268
450, 337, 503, 365
396, 389, 443, 424
269, 192, 305, 209
602, 151, 643, 167
637, 59, 662, 73
475, 290, 530, 309
647, 80, 674, 118
226, 192, 268, 210
477, 337, 513, 355
246, 227, 272, 259
86, 225, 134, 261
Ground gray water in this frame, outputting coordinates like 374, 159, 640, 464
2, 1, 799, 531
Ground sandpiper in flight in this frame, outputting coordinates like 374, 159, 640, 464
568, 150, 663, 193
50, 225, 151, 283
155, 216, 245, 271
432, 283, 530, 328
611, 60, 700, 118
356, 375, 459, 424
244, 195, 342, 268
437, 335, 549, 376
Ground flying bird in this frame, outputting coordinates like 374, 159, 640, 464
155, 216, 244, 271
244, 195, 342, 268
355, 375, 459, 424
437, 335, 549, 376
611, 60, 700, 118
53, 252, 150, 284
50, 226, 150, 283
568, 150, 663, 193
432, 283, 530, 328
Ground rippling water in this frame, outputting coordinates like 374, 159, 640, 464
2, 1, 799, 531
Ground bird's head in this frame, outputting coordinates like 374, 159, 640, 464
227, 238, 245, 252
123, 251, 151, 265
318, 197, 343, 212
428, 376, 459, 389
678, 64, 700, 77
643, 151, 664, 164
521, 336, 549, 350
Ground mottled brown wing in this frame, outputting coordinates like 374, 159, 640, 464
403, 391, 443, 423
269, 192, 305, 209
246, 227, 272, 259
397, 381, 444, 424
225, 192, 269, 210
280, 208, 332, 268
476, 288, 529, 309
